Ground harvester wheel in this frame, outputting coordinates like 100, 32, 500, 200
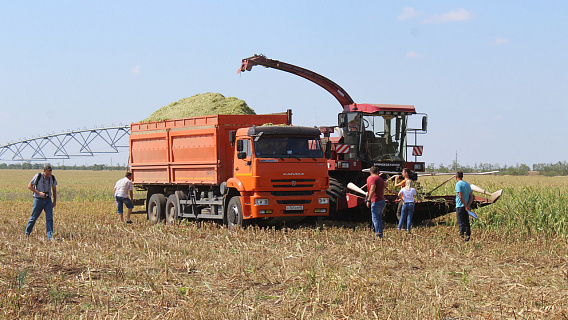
225, 196, 244, 228
326, 178, 346, 218
147, 193, 166, 224
165, 194, 180, 224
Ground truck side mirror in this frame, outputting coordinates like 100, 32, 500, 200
237, 151, 247, 159
236, 140, 243, 151
421, 116, 428, 132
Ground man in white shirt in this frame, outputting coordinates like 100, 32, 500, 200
114, 172, 134, 223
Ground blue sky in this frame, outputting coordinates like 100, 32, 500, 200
1, 1, 566, 167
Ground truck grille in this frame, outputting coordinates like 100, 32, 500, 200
271, 179, 315, 188
271, 191, 314, 196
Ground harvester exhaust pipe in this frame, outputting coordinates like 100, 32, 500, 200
470, 184, 503, 203
347, 183, 367, 196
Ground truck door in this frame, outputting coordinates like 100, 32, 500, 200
234, 139, 253, 179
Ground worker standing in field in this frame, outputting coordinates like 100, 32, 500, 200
366, 166, 388, 238
25, 165, 58, 240
455, 171, 474, 241
398, 179, 417, 231
394, 168, 411, 220
114, 172, 134, 224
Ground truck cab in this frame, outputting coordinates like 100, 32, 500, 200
226, 126, 329, 226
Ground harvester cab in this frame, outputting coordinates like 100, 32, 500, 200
330, 104, 428, 174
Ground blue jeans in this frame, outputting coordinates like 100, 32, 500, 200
398, 202, 415, 231
115, 196, 134, 214
25, 198, 53, 239
371, 200, 386, 237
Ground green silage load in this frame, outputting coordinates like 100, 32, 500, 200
143, 92, 255, 122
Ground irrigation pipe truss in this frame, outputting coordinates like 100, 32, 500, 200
0, 125, 131, 161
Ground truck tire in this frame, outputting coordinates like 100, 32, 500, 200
148, 193, 167, 224
225, 196, 244, 228
165, 194, 180, 224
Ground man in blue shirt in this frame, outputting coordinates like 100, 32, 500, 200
455, 171, 474, 241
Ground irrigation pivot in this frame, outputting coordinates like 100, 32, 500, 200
0, 125, 130, 161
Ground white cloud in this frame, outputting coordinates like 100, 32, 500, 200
406, 51, 423, 59
423, 8, 475, 24
495, 38, 509, 45
131, 65, 141, 74
398, 7, 421, 21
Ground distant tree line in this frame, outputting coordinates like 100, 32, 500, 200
0, 162, 128, 171
427, 161, 568, 176
532, 161, 568, 176
2, 160, 567, 176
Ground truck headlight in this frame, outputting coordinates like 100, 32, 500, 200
254, 199, 269, 206
318, 197, 329, 204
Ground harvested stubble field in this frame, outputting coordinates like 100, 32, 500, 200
1, 170, 567, 319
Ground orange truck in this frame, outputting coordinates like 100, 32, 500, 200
129, 110, 329, 226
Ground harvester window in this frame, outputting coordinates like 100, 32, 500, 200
362, 115, 407, 162
345, 113, 362, 132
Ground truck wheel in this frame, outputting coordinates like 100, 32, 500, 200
225, 196, 244, 228
165, 194, 180, 224
148, 193, 166, 224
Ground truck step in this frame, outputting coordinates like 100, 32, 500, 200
179, 213, 223, 220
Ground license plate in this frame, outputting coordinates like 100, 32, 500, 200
286, 205, 303, 211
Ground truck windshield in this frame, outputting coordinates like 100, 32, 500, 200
254, 137, 324, 158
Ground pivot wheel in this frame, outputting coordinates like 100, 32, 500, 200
165, 194, 180, 224
225, 196, 244, 228
147, 193, 166, 224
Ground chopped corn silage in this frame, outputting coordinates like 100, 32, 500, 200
143, 92, 255, 122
